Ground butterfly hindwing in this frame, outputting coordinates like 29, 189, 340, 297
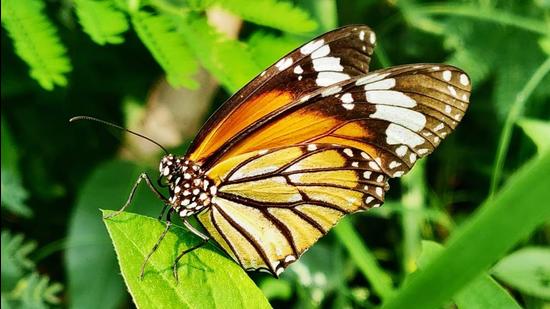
188, 25, 377, 166
197, 144, 388, 276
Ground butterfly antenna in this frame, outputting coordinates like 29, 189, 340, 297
69, 115, 169, 155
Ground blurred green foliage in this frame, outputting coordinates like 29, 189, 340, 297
1, 0, 549, 308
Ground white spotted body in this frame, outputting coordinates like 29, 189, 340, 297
159, 155, 217, 217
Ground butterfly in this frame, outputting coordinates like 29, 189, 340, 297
106, 25, 471, 279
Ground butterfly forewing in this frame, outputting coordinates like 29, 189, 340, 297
187, 25, 377, 167
197, 144, 388, 276
202, 64, 470, 176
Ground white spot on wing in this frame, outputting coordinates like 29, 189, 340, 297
385, 123, 425, 148
342, 103, 355, 110
293, 65, 303, 74
368, 161, 380, 171
316, 72, 349, 86
366, 90, 416, 107
275, 57, 293, 71
448, 85, 458, 98
389, 161, 401, 169
321, 85, 342, 97
343, 148, 354, 157
312, 57, 343, 72
369, 32, 376, 44
395, 145, 407, 157
300, 39, 324, 55
442, 70, 452, 81
371, 105, 427, 132
311, 45, 330, 59
356, 73, 390, 85
340, 93, 353, 103
364, 78, 396, 90
359, 30, 365, 41
460, 73, 469, 86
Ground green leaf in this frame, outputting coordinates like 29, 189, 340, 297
130, 10, 199, 88
1, 0, 71, 90
418, 241, 521, 309
9, 273, 62, 308
0, 121, 31, 217
214, 0, 317, 34
247, 31, 302, 69
492, 247, 550, 299
381, 152, 550, 309
400, 159, 426, 274
74, 0, 129, 45
517, 118, 550, 154
333, 218, 394, 300
259, 278, 292, 301
283, 243, 346, 306
0, 171, 31, 218
66, 160, 161, 309
1, 231, 36, 290
102, 210, 271, 308
177, 13, 261, 92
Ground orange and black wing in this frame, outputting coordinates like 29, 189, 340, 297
202, 64, 471, 176
187, 25, 377, 165
197, 144, 389, 276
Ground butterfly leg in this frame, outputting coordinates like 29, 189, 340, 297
104, 172, 169, 219
172, 218, 210, 282
139, 208, 174, 280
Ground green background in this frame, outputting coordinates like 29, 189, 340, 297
2, 0, 549, 308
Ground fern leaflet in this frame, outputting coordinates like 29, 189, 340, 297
9, 273, 63, 308
1, 0, 71, 90
214, 0, 317, 34
74, 0, 129, 45
131, 10, 199, 88
177, 13, 260, 92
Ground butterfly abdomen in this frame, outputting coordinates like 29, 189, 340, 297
159, 155, 217, 217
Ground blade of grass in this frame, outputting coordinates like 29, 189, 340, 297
416, 3, 549, 35
418, 241, 522, 309
489, 57, 550, 198
400, 160, 426, 274
333, 218, 394, 300
381, 152, 550, 309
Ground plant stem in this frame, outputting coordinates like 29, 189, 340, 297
489, 57, 550, 198
334, 219, 394, 300
417, 4, 549, 35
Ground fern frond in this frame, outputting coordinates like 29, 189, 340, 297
213, 0, 317, 34
1, 0, 72, 90
130, 10, 199, 88
9, 273, 62, 307
1, 122, 32, 218
177, 13, 260, 92
1, 231, 36, 289
1, 171, 31, 218
247, 31, 302, 68
74, 0, 129, 45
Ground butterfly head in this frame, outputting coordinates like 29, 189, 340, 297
159, 155, 217, 217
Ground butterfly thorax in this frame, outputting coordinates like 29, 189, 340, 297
159, 155, 217, 217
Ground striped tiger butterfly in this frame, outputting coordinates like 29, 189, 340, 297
76, 25, 471, 279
